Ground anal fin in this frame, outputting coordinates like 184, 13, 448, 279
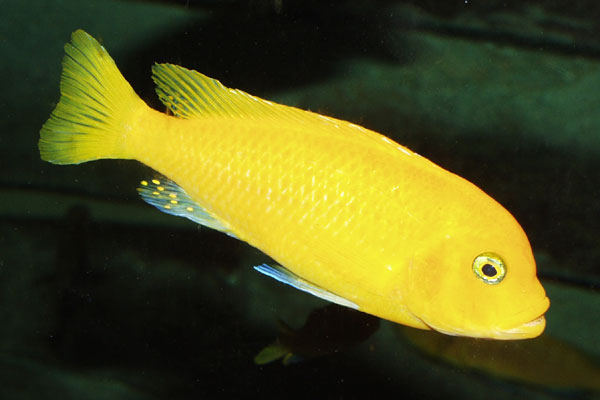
137, 177, 237, 238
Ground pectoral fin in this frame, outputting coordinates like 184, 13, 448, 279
254, 264, 359, 310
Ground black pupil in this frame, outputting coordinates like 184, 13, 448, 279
482, 263, 497, 277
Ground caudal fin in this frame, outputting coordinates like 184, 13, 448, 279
39, 30, 145, 165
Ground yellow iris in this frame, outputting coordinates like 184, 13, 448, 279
473, 252, 506, 284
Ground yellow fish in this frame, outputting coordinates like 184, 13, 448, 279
39, 30, 549, 339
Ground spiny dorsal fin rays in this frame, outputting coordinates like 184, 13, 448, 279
152, 63, 271, 119
137, 176, 238, 238
152, 63, 333, 124
151, 63, 417, 158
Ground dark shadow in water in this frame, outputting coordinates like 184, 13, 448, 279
118, 1, 407, 110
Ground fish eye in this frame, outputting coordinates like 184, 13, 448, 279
473, 252, 506, 284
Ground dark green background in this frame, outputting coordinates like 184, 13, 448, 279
1, 1, 599, 398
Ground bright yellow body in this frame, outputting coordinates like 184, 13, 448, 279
40, 30, 549, 339
131, 107, 441, 325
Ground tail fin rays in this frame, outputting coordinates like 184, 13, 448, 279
39, 30, 144, 165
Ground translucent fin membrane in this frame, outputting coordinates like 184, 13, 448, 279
137, 177, 237, 238
254, 263, 358, 310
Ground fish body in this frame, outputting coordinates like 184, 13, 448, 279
39, 30, 548, 339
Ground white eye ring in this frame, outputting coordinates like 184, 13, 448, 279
473, 252, 506, 284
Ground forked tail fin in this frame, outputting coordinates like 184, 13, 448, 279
39, 30, 145, 165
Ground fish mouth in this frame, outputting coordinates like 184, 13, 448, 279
415, 297, 550, 340
489, 297, 550, 340
492, 314, 546, 340
428, 314, 547, 340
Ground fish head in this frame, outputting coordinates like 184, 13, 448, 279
404, 203, 549, 340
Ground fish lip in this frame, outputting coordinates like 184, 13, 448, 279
427, 315, 547, 340
495, 314, 546, 339
521, 315, 546, 328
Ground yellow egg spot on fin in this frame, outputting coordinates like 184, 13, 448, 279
141, 180, 148, 186
136, 176, 238, 239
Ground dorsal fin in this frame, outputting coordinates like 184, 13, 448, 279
152, 63, 280, 119
151, 63, 418, 159
150, 63, 350, 126
137, 177, 237, 238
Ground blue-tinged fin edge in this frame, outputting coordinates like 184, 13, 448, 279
137, 177, 238, 238
254, 264, 359, 310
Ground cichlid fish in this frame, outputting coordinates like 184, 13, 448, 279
39, 30, 549, 339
